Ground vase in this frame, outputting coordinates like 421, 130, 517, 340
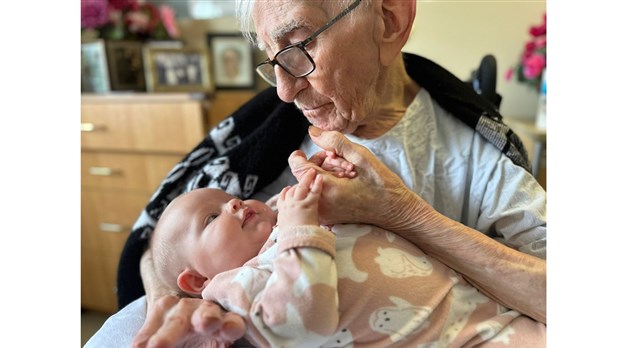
535, 69, 546, 129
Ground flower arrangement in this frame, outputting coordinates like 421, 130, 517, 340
81, 0, 179, 41
505, 12, 546, 90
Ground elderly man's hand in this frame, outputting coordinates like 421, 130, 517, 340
288, 126, 432, 231
132, 295, 245, 348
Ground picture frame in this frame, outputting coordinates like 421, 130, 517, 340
105, 40, 146, 91
207, 33, 256, 89
81, 40, 110, 93
144, 47, 212, 93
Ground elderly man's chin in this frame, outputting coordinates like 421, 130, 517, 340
297, 104, 355, 134
306, 116, 355, 134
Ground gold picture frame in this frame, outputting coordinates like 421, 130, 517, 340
144, 47, 212, 93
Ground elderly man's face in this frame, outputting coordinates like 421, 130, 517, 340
253, 0, 383, 135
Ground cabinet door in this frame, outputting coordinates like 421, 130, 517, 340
81, 189, 150, 313
81, 102, 206, 153
81, 152, 182, 192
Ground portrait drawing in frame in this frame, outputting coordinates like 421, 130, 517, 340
207, 33, 256, 89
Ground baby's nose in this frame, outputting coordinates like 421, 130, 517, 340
226, 198, 243, 213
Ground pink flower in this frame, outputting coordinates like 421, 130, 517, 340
505, 67, 514, 81
125, 10, 150, 33
529, 13, 547, 37
523, 54, 546, 80
522, 40, 536, 59
509, 11, 546, 88
81, 0, 109, 29
529, 24, 546, 37
160, 5, 179, 38
108, 0, 137, 11
533, 37, 546, 49
125, 3, 160, 34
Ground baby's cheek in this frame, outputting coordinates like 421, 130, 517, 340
256, 221, 274, 243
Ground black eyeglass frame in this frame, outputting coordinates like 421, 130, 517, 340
256, 0, 362, 85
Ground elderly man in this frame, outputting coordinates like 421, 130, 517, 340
85, 1, 546, 347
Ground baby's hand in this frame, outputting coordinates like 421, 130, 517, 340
319, 151, 356, 178
277, 169, 323, 228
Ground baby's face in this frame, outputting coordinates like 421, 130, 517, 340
165, 188, 277, 279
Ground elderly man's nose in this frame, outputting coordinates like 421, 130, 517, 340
275, 66, 307, 103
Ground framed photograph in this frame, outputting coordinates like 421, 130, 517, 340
81, 40, 110, 93
207, 33, 255, 89
144, 47, 212, 93
105, 40, 146, 91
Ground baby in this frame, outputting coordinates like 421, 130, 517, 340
150, 159, 545, 347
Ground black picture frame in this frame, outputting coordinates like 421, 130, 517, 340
105, 40, 146, 91
207, 33, 256, 90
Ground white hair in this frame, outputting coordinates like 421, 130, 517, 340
235, 0, 371, 46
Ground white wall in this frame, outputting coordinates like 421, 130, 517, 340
403, 0, 547, 120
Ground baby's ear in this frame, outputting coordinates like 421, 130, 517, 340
177, 268, 209, 296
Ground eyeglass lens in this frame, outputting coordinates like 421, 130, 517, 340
256, 64, 277, 87
257, 46, 315, 87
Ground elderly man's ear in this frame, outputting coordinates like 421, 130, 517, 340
177, 268, 209, 296
377, 0, 416, 65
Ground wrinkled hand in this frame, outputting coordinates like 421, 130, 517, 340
132, 295, 245, 348
277, 168, 323, 228
289, 126, 427, 230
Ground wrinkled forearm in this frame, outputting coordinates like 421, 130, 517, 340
386, 192, 547, 323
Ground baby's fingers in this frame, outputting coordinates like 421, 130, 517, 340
310, 174, 323, 194
293, 169, 316, 198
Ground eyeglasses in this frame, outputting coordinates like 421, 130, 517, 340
255, 0, 362, 87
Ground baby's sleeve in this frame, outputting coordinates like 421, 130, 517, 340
250, 225, 339, 347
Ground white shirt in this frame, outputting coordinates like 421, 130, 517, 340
256, 88, 546, 258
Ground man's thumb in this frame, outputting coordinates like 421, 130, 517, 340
308, 126, 364, 163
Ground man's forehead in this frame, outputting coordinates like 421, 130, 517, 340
268, 19, 307, 45
254, 1, 327, 48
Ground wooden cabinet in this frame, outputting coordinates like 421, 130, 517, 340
80, 91, 258, 313
81, 93, 208, 313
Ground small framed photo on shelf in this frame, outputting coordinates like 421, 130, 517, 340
144, 47, 212, 93
81, 40, 110, 93
105, 40, 146, 91
207, 33, 255, 89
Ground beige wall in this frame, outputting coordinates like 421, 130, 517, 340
404, 1, 547, 120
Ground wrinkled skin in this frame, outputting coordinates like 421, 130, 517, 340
132, 295, 245, 348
